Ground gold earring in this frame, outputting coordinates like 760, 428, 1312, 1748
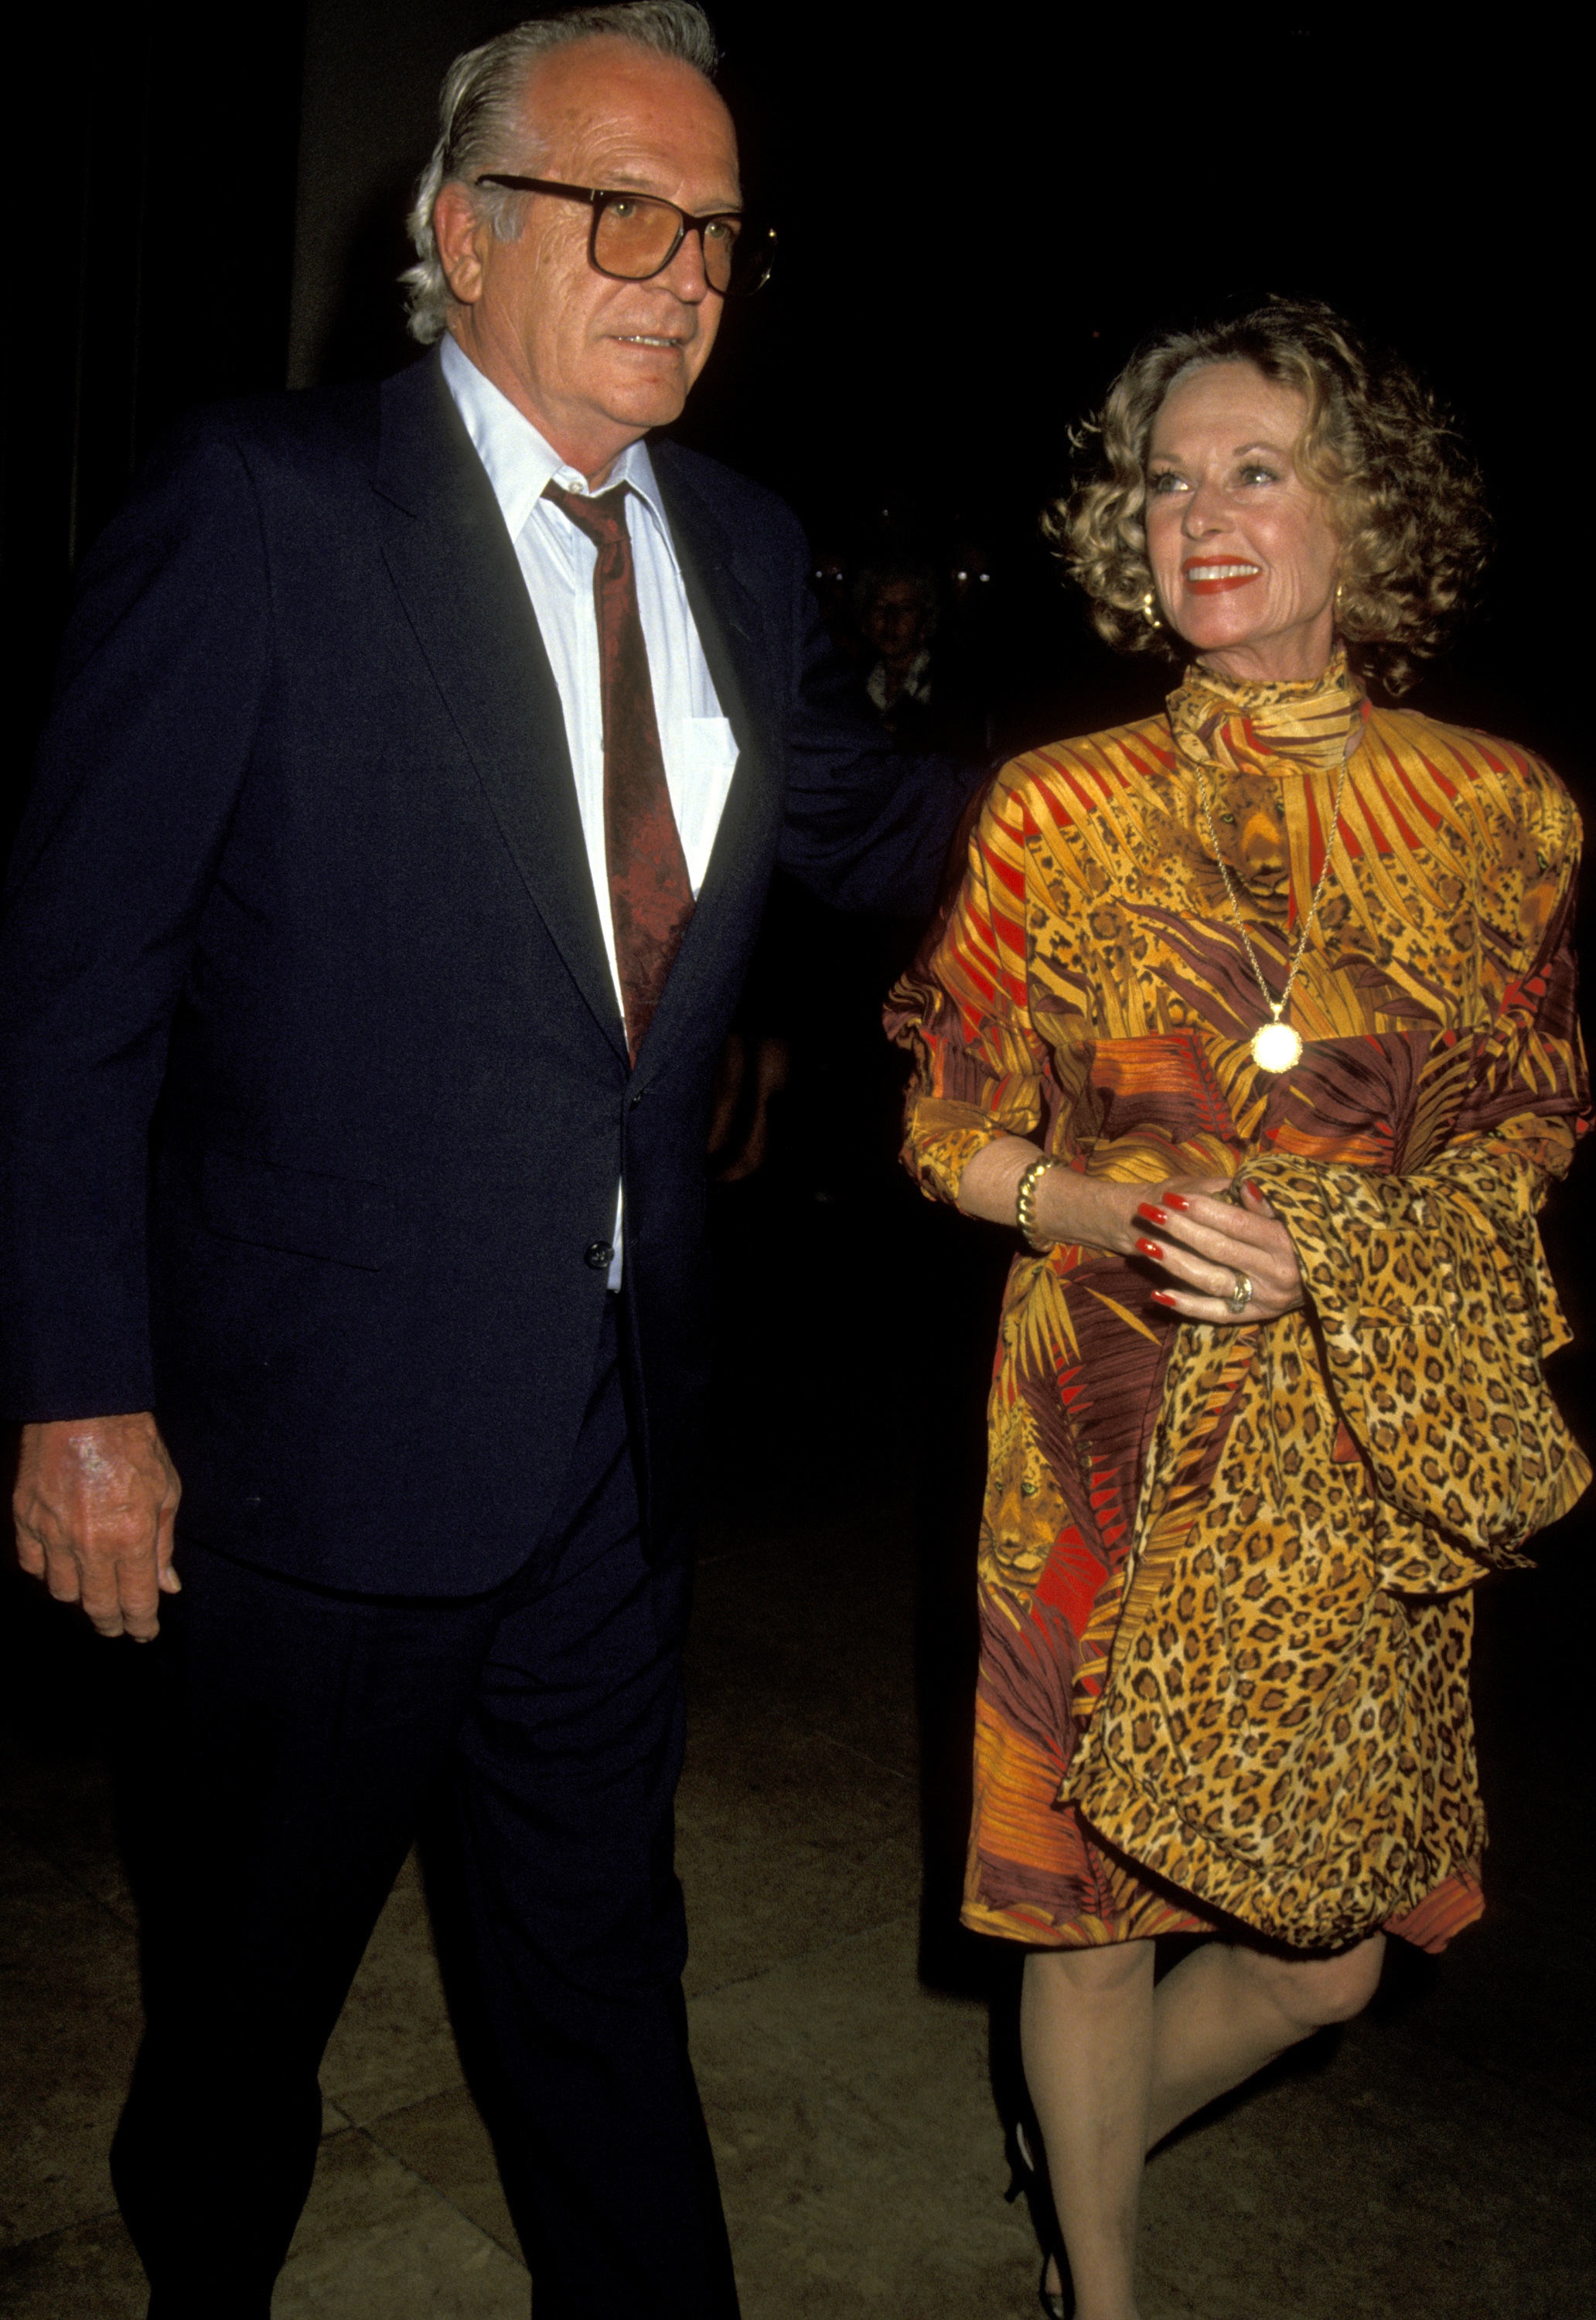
1141, 589, 1161, 630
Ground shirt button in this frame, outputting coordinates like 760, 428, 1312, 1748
585, 1241, 615, 1271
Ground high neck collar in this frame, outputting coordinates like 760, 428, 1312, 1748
1168, 648, 1367, 781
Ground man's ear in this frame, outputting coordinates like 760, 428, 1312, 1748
432, 183, 489, 305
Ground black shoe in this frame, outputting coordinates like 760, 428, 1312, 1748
1004, 2120, 1073, 2318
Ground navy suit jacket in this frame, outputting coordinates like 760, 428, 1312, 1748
0, 353, 970, 1593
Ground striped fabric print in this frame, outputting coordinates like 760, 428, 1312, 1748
889, 653, 1587, 1951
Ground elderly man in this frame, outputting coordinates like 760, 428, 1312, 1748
0, 6, 968, 2313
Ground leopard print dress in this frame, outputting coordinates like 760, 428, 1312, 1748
890, 654, 1589, 1952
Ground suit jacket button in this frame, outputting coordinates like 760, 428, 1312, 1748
585, 1240, 614, 1271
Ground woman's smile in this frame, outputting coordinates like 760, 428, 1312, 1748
1181, 557, 1262, 593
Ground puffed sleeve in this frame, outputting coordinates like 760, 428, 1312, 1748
1444, 754, 1587, 1181
887, 766, 1077, 1207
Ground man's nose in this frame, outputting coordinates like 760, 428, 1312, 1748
657, 224, 713, 302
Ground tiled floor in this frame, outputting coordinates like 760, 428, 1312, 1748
3, 1175, 1594, 2316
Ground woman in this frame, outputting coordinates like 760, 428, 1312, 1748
888, 302, 1590, 2319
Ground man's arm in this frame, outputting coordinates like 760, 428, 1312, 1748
2, 418, 271, 1636
14, 1414, 181, 1640
1, 415, 269, 1424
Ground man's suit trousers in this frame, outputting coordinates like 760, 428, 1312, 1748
111, 1298, 738, 2318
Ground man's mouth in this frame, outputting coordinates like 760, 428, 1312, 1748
1182, 560, 1261, 594
616, 333, 682, 350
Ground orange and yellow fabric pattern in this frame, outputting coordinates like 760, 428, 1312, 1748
890, 653, 1588, 1953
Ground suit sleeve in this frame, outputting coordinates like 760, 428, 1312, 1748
0, 419, 271, 1420
768, 508, 978, 919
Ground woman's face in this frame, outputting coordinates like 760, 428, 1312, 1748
1144, 361, 1341, 684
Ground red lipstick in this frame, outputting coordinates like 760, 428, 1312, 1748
1181, 558, 1261, 595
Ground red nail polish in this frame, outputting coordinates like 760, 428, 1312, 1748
1138, 1203, 1170, 1227
1150, 1289, 1176, 1306
1163, 1192, 1192, 1212
1136, 1237, 1164, 1260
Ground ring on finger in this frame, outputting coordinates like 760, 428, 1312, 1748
1226, 1271, 1253, 1315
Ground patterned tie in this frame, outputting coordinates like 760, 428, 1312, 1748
542, 479, 694, 1061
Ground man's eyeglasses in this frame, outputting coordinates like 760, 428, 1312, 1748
474, 176, 776, 297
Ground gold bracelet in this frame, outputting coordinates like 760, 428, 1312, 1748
1015, 1155, 1057, 1251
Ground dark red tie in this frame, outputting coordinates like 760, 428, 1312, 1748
543, 480, 694, 1061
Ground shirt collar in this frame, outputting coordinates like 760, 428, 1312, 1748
440, 333, 668, 541
866, 647, 933, 712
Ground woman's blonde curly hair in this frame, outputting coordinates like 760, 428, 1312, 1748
1052, 300, 1490, 697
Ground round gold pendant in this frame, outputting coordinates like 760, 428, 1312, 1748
1251, 1018, 1303, 1073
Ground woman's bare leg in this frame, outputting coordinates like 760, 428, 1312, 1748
1021, 1940, 1156, 2320
1146, 1933, 1386, 2146
1021, 1933, 1386, 2315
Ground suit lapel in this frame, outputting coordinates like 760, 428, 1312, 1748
373, 358, 627, 1060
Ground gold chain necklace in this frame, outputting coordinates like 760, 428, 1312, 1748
1193, 730, 1354, 1073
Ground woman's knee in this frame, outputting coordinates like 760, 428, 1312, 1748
1025, 1937, 1154, 2005
1243, 1932, 1386, 2031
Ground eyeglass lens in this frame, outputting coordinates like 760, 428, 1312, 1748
594, 195, 744, 292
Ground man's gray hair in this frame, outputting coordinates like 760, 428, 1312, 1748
402, 2, 721, 346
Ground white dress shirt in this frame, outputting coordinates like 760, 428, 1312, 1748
441, 335, 740, 1282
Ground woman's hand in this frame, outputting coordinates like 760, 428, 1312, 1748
956, 1141, 1304, 1325
1129, 1175, 1304, 1324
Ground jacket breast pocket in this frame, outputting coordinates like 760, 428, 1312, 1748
198, 1150, 397, 1271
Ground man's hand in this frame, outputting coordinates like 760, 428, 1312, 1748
14, 1413, 182, 1640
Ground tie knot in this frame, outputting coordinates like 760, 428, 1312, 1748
543, 478, 629, 551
